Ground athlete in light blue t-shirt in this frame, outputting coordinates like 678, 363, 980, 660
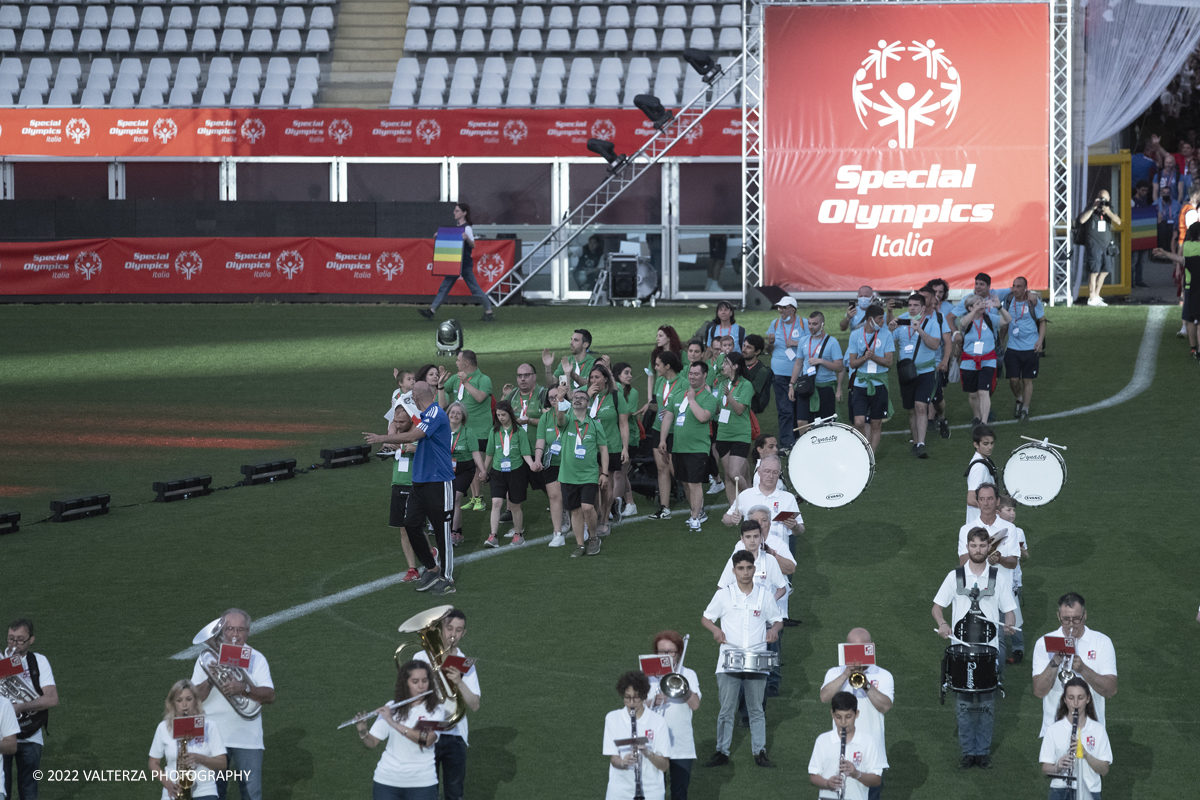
765, 297, 805, 449
993, 277, 1046, 420
846, 304, 894, 452
892, 293, 950, 458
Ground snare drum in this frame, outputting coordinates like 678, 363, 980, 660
943, 644, 998, 693
788, 422, 875, 508
721, 648, 780, 672
1003, 443, 1066, 506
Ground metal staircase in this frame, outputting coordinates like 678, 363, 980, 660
485, 54, 746, 307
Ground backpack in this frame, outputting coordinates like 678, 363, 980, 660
750, 363, 773, 414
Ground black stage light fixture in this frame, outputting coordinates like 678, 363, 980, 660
0, 511, 19, 536
633, 94, 674, 130
436, 319, 463, 357
683, 49, 723, 84
152, 475, 214, 503
586, 138, 629, 174
321, 445, 373, 469
240, 459, 297, 486
50, 494, 110, 523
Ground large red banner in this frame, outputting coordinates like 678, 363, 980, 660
0, 108, 741, 158
0, 236, 515, 296
763, 4, 1050, 291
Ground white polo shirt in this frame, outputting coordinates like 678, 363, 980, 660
602, 707, 669, 800
189, 647, 274, 750
1031, 626, 1117, 736
414, 648, 481, 745
645, 667, 702, 760
7, 653, 53, 746
369, 703, 446, 788
1038, 717, 1112, 793
734, 483, 801, 541
808, 727, 885, 800
932, 563, 1017, 650
702, 584, 783, 674
965, 454, 996, 523
148, 718, 226, 800
957, 516, 1021, 584
718, 547, 789, 616
821, 665, 894, 768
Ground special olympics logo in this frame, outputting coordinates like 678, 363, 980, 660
329, 118, 353, 145
502, 120, 528, 145
174, 250, 203, 280
275, 250, 304, 279
851, 39, 961, 149
416, 119, 441, 145
74, 251, 102, 279
476, 253, 505, 282
153, 118, 177, 144
376, 251, 404, 280
684, 122, 704, 144
65, 118, 90, 144
241, 118, 266, 144
590, 119, 616, 141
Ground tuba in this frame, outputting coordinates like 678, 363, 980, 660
394, 606, 467, 731
192, 618, 262, 721
0, 650, 47, 738
658, 635, 691, 700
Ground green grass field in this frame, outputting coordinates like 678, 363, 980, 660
0, 301, 1196, 799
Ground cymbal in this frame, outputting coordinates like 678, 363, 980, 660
398, 605, 454, 633
192, 616, 223, 645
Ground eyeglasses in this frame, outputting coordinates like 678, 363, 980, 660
516, 372, 535, 378
224, 626, 249, 634
656, 649, 678, 657
6, 635, 29, 645
622, 693, 642, 701
1059, 614, 1084, 625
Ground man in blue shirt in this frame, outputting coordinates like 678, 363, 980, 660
764, 296, 804, 450
365, 381, 457, 595
789, 311, 843, 423
846, 305, 894, 452
838, 285, 876, 333
1130, 141, 1158, 188
952, 273, 1003, 330
994, 277, 1045, 421
890, 293, 949, 459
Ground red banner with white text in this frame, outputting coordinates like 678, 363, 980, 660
0, 109, 741, 158
0, 237, 515, 295
763, 3, 1050, 291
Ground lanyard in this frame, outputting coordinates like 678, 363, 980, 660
1013, 301, 1027, 324
501, 428, 511, 456
973, 320, 985, 342
865, 330, 879, 355
451, 429, 462, 454
906, 318, 922, 344
723, 378, 738, 407
574, 420, 589, 443
661, 378, 678, 406
717, 323, 732, 338
518, 391, 533, 417
778, 317, 797, 344
808, 335, 825, 360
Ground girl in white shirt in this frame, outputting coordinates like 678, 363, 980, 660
148, 679, 227, 800
356, 660, 445, 800
1039, 678, 1112, 800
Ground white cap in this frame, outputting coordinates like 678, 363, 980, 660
775, 296, 797, 309
394, 393, 420, 419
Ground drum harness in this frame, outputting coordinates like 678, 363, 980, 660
939, 570, 1003, 703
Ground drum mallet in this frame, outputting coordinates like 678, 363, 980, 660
1019, 435, 1066, 451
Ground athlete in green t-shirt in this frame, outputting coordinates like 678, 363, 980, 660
534, 384, 569, 544
672, 361, 718, 530
446, 401, 483, 544
649, 350, 685, 520
611, 362, 642, 519
713, 352, 756, 506
438, 349, 493, 511
557, 387, 611, 557
482, 402, 537, 547
543, 329, 597, 392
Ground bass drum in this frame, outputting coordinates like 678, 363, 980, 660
943, 644, 999, 693
788, 422, 875, 508
1003, 443, 1066, 507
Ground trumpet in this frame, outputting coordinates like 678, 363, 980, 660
1058, 654, 1076, 684
848, 668, 869, 690
658, 635, 691, 700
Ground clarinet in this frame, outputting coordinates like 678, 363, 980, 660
1065, 709, 1080, 788
630, 707, 645, 800
837, 726, 848, 800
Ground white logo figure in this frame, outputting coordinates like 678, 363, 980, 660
416, 119, 441, 145
153, 118, 177, 145
476, 253, 505, 282
503, 120, 528, 145
74, 251, 102, 279
65, 118, 90, 145
329, 119, 353, 145
276, 250, 304, 280
241, 118, 266, 144
174, 250, 203, 280
684, 122, 704, 144
376, 252, 404, 280
851, 38, 961, 149
591, 119, 616, 141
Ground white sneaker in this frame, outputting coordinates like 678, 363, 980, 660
504, 530, 516, 538
698, 510, 709, 524
705, 279, 723, 292
706, 479, 725, 495
625, 503, 638, 517
687, 517, 702, 531
548, 533, 566, 547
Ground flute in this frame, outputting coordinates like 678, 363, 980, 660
337, 691, 432, 730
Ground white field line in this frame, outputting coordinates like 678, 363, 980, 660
170, 501, 730, 659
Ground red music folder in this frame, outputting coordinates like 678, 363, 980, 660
173, 715, 205, 739
219, 644, 251, 668
639, 654, 673, 677
441, 655, 476, 674
0, 655, 23, 679
1044, 636, 1076, 655
838, 643, 877, 667
414, 718, 442, 732
772, 510, 799, 523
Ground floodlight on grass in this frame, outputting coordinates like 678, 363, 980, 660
50, 494, 110, 523
0, 511, 19, 536
586, 138, 628, 174
437, 319, 463, 357
633, 94, 673, 130
240, 459, 297, 486
153, 475, 214, 503
320, 445, 373, 469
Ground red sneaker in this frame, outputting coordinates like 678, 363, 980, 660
401, 568, 420, 582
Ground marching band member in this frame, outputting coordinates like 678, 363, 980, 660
807, 692, 884, 800
413, 610, 480, 800
148, 680, 227, 800
701, 551, 783, 769
0, 698, 15, 800
722, 456, 803, 553
956, 482, 1020, 679
720, 522, 787, 699
1032, 593, 1118, 738
964, 425, 998, 523
1038, 678, 1112, 800
356, 660, 445, 800
645, 632, 700, 800
932, 529, 1016, 769
603, 672, 669, 800
190, 609, 275, 800
819, 629, 893, 800
3, 619, 58, 800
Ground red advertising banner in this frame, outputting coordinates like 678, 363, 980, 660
763, 4, 1050, 291
0, 236, 515, 296
0, 108, 741, 159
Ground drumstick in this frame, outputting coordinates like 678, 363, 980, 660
726, 476, 741, 516
1020, 435, 1066, 450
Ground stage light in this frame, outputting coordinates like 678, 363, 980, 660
239, 459, 297, 486
634, 95, 673, 130
320, 445, 373, 469
683, 49, 721, 84
50, 494, 110, 523
437, 319, 463, 357
0, 511, 19, 536
152, 475, 213, 503
586, 138, 628, 174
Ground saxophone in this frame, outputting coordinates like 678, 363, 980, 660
176, 736, 194, 800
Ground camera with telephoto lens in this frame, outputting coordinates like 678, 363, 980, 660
1095, 197, 1110, 208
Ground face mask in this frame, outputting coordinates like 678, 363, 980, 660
857, 297, 870, 309
557, 399, 571, 411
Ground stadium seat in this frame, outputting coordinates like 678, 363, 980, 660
482, 55, 505, 75
578, 6, 601, 28
447, 86, 472, 106
198, 84, 224, 105
631, 28, 655, 50
267, 56, 291, 76
406, 5, 430, 29
403, 29, 427, 51
167, 85, 192, 105
570, 56, 593, 78
717, 27, 739, 49
478, 71, 501, 91
719, 4, 739, 26
77, 28, 102, 51
111, 7, 135, 29
304, 29, 327, 52
431, 28, 456, 51
162, 28, 187, 51
252, 8, 277, 29
628, 56, 651, 77
113, 71, 138, 92
396, 56, 419, 76
167, 7, 192, 29
460, 29, 484, 51
58, 57, 82, 78
90, 57, 114, 78
286, 7, 311, 28
48, 29, 74, 52
138, 87, 163, 106
593, 87, 617, 106
689, 28, 713, 49
476, 85, 500, 106
579, 30, 604, 52
140, 6, 163, 29
653, 80, 677, 106
433, 7, 457, 28
263, 72, 287, 91
595, 72, 618, 92
0, 58, 20, 80
46, 85, 72, 104
601, 29, 626, 50
20, 29, 45, 51
293, 72, 316, 93
425, 56, 449, 78
660, 28, 684, 49
191, 28, 216, 51
289, 86, 313, 107
535, 83, 559, 107
29, 58, 52, 78
104, 28, 130, 51
598, 57, 622, 76
229, 86, 254, 105
517, 28, 541, 50
491, 7, 514, 29
605, 6, 628, 27
542, 56, 565, 77
564, 86, 588, 106
19, 86, 45, 105
238, 56, 261, 79
0, 90, 14, 107
109, 85, 134, 105
83, 7, 109, 28
623, 75, 648, 105
488, 28, 512, 51
225, 7, 248, 29
453, 56, 477, 76
657, 57, 680, 78
80, 86, 105, 106
0, 8, 20, 29
280, 28, 302, 50
259, 86, 284, 105
417, 84, 443, 107
462, 7, 485, 29
545, 29, 570, 50
662, 6, 687, 26
248, 29, 272, 51
134, 28, 158, 51
505, 86, 529, 106
55, 7, 80, 29
196, 7, 220, 28
174, 71, 197, 93
692, 5, 716, 26
547, 7, 571, 28
519, 7, 544, 28
633, 6, 658, 27
389, 86, 413, 106
219, 29, 244, 50
26, 6, 50, 30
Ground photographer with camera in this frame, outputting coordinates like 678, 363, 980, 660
1077, 190, 1122, 307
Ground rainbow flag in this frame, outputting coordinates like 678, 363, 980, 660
434, 227, 465, 266
1130, 206, 1157, 251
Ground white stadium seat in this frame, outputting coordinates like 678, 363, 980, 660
417, 84, 443, 107
83, 7, 110, 29
263, 72, 288, 91
488, 28, 512, 51
491, 7, 514, 29
0, 7, 20, 29
482, 56, 506, 76
248, 29, 272, 51
692, 5, 716, 27
104, 28, 130, 50
662, 6, 686, 26
225, 7, 248, 29
278, 28, 301, 51
717, 27, 740, 49
304, 29, 328, 51
267, 56, 291, 76
80, 87, 105, 106
259, 87, 284, 105
719, 4, 739, 26
26, 6, 50, 30
633, 6, 658, 27
628, 57, 651, 77
168, 86, 193, 106
542, 56, 565, 77
518, 7, 543, 28
577, 6, 601, 28
140, 6, 163, 29
689, 28, 713, 49
476, 85, 500, 106
219, 29, 243, 51
629, 28, 654, 50
138, 88, 163, 106
49, 29, 74, 51
453, 56, 477, 76
78, 28, 103, 51
289, 87, 313, 107
252, 8, 277, 29
424, 56, 449, 78
111, 7, 136, 29
478, 72, 502, 91
534, 83, 559, 107
229, 86, 254, 105
19, 87, 45, 105
199, 85, 225, 105
20, 29, 45, 51
601, 29, 626, 50
196, 7, 220, 28
545, 29, 569, 50
389, 86, 413, 106
433, 7, 457, 28
517, 28, 541, 50
505, 86, 529, 106
403, 29, 427, 52
461, 29, 484, 51
162, 28, 187, 51
167, 7, 192, 29
90, 57, 114, 78
191, 28, 216, 51
134, 28, 159, 51
113, 71, 138, 92
604, 7, 628, 28
430, 29, 455, 51
291, 7, 316, 28
660, 28, 684, 49
564, 86, 588, 106
109, 86, 134, 105
447, 86, 472, 106
593, 88, 617, 106
58, 58, 82, 78
406, 6, 429, 29
462, 7, 485, 29
547, 7, 570, 28
238, 56, 262, 79
55, 7, 80, 29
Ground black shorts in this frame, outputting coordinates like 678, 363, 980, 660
452, 459, 477, 495
849, 385, 888, 421
604, 449, 623, 472
932, 370, 947, 403
961, 367, 996, 393
529, 464, 560, 491
1183, 290, 1199, 323
715, 440, 751, 459
796, 385, 836, 423
560, 481, 598, 510
1085, 248, 1111, 274
404, 480, 452, 529
672, 452, 709, 483
899, 371, 936, 410
488, 466, 529, 504
1003, 349, 1040, 380
389, 484, 410, 528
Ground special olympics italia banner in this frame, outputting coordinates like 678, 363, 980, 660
0, 108, 741, 158
763, 3, 1050, 291
0, 237, 516, 296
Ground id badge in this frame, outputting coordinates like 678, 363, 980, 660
904, 344, 914, 354
1097, 220, 1106, 232
397, 456, 410, 472
784, 347, 796, 360
549, 441, 562, 456
866, 359, 878, 374
574, 444, 587, 459
500, 458, 512, 472
806, 366, 817, 376
718, 408, 731, 424
973, 341, 984, 355
675, 411, 686, 427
